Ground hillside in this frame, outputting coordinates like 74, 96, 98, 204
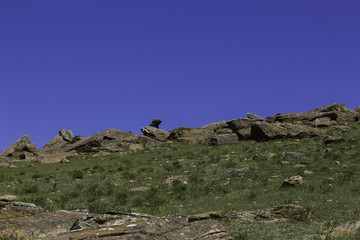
1, 103, 360, 239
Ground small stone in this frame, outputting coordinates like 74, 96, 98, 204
283, 152, 302, 162
281, 175, 303, 187
130, 187, 150, 192
335, 161, 341, 165
228, 167, 250, 177
60, 158, 70, 164
294, 164, 307, 169
281, 161, 290, 165
304, 170, 314, 174
324, 136, 346, 144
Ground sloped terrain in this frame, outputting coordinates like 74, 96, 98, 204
1, 104, 360, 239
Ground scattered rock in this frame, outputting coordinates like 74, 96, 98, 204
207, 134, 239, 146
228, 167, 250, 177
253, 152, 275, 160
141, 126, 170, 141
324, 136, 346, 144
251, 121, 321, 141
304, 170, 314, 174
330, 220, 360, 237
60, 158, 70, 164
294, 164, 307, 169
283, 152, 302, 162
149, 119, 162, 128
59, 129, 74, 142
130, 187, 150, 192
247, 112, 264, 121
165, 175, 189, 185
281, 175, 303, 187
281, 161, 290, 165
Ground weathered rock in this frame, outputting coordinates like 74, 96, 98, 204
214, 128, 234, 134
60, 158, 70, 164
324, 136, 346, 144
312, 117, 332, 127
0, 201, 44, 220
149, 119, 162, 128
200, 120, 227, 130
0, 195, 17, 202
71, 135, 82, 143
59, 129, 74, 142
228, 167, 250, 177
36, 152, 78, 164
169, 127, 214, 143
141, 126, 170, 141
251, 121, 321, 141
0, 208, 86, 239
283, 152, 302, 162
330, 220, 360, 237
3, 135, 33, 156
207, 134, 239, 146
128, 143, 143, 151
281, 175, 303, 187
247, 112, 264, 121
42, 136, 68, 153
267, 103, 355, 123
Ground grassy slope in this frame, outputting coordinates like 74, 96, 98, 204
1, 122, 360, 239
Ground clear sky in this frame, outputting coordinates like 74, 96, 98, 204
1, 1, 359, 150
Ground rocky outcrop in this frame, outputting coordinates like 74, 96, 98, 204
267, 103, 356, 123
141, 126, 170, 141
251, 121, 322, 141
247, 112, 264, 121
63, 129, 159, 153
2, 135, 37, 156
207, 134, 239, 146
200, 120, 227, 130
42, 136, 68, 153
169, 127, 214, 143
227, 118, 252, 140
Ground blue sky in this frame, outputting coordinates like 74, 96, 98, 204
1, 1, 359, 150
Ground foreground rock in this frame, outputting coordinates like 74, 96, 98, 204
0, 200, 309, 240
207, 133, 239, 146
251, 121, 322, 141
281, 175, 303, 187
330, 220, 360, 237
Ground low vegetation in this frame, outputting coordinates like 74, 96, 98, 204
1, 121, 360, 239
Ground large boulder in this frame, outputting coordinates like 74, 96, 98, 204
149, 119, 162, 128
2, 135, 37, 156
251, 121, 321, 141
59, 129, 74, 142
169, 127, 214, 143
141, 126, 170, 141
267, 103, 356, 123
227, 118, 252, 140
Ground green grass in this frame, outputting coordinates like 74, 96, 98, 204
1, 121, 360, 239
